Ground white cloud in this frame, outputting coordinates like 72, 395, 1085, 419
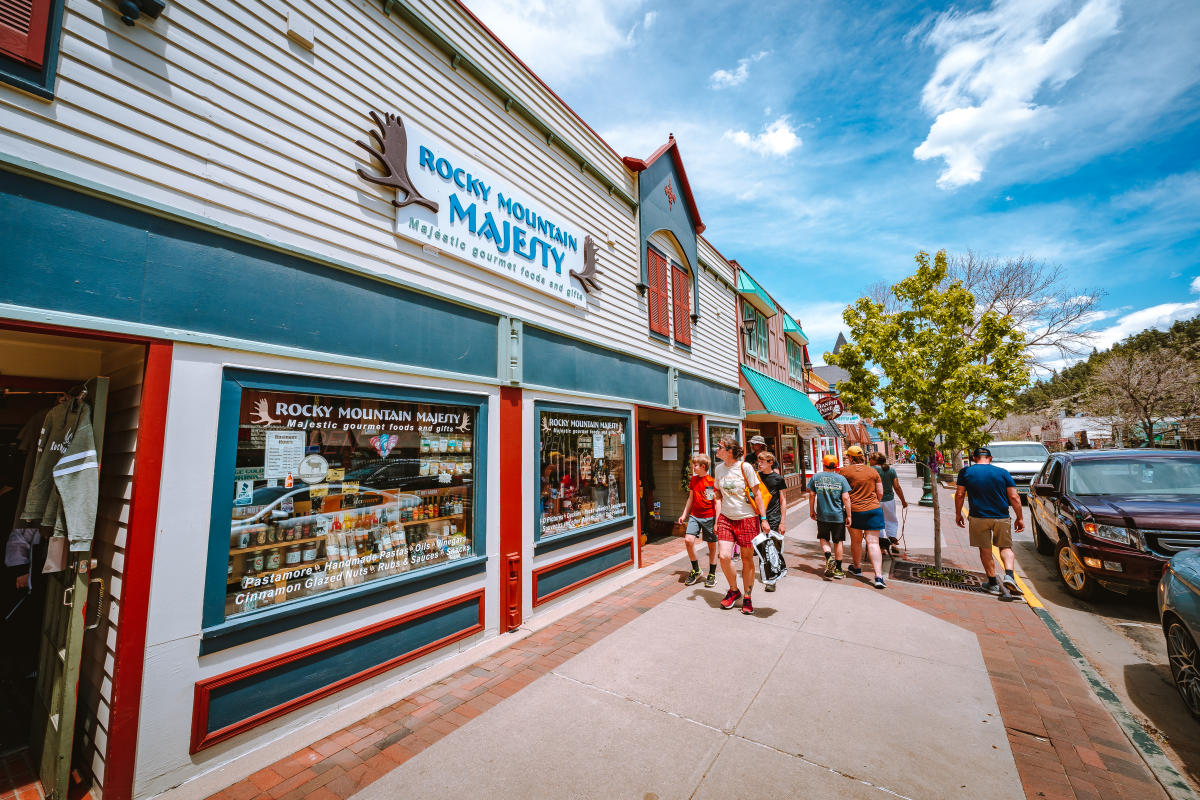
1191, 276, 1200, 294
709, 50, 771, 89
1089, 292, 1200, 352
461, 0, 644, 85
913, 0, 1121, 189
643, 11, 657, 30
724, 116, 802, 157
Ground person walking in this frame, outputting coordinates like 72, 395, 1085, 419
755, 451, 788, 591
954, 447, 1024, 598
870, 452, 907, 556
807, 453, 851, 579
841, 445, 887, 588
712, 435, 770, 615
677, 453, 719, 588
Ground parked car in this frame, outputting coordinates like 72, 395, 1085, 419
1158, 548, 1200, 720
1029, 449, 1200, 599
985, 440, 1050, 501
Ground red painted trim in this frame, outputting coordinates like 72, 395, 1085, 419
622, 136, 706, 235
498, 387, 523, 633
532, 539, 634, 608
697, 415, 706, 454
103, 339, 173, 800
190, 589, 485, 753
0, 317, 165, 345
632, 406, 642, 568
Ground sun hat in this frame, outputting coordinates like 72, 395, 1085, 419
749, 435, 766, 445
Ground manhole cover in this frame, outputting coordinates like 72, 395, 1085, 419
889, 559, 994, 594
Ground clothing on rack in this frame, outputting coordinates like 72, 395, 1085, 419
20, 397, 100, 553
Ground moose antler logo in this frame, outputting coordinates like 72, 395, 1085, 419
356, 111, 439, 213
250, 398, 282, 426
570, 235, 602, 294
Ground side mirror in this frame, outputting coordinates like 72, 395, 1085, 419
1032, 483, 1056, 498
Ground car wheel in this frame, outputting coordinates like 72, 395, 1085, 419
1032, 515, 1055, 555
1166, 620, 1200, 721
1056, 540, 1096, 599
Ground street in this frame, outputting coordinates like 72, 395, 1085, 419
1011, 515, 1200, 791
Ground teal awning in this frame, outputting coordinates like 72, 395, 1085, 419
866, 424, 883, 442
741, 366, 825, 426
783, 314, 809, 344
736, 271, 777, 316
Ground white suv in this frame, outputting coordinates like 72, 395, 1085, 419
985, 441, 1051, 500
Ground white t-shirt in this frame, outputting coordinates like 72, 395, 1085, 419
714, 460, 761, 520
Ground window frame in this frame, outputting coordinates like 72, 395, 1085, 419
787, 339, 805, 380
646, 245, 671, 339
200, 368, 489, 653
0, 0, 66, 100
754, 311, 769, 363
532, 401, 634, 553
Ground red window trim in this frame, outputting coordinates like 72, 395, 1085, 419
0, 0, 53, 68
647, 246, 670, 337
671, 263, 691, 346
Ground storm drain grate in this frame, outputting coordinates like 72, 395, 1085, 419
888, 559, 994, 594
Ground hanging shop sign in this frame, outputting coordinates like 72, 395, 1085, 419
815, 396, 844, 421
356, 111, 601, 308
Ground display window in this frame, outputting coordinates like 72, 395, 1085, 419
707, 421, 740, 455
780, 435, 799, 475
204, 371, 487, 635
535, 404, 631, 540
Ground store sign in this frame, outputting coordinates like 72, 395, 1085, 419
815, 396, 844, 421
356, 111, 598, 307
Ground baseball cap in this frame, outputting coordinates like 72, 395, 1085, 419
822, 454, 839, 468
749, 435, 766, 445
972, 447, 992, 459
845, 445, 864, 458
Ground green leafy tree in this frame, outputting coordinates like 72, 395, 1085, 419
828, 250, 1030, 568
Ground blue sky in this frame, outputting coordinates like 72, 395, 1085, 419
462, 0, 1200, 368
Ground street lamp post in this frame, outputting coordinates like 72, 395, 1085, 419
918, 460, 934, 507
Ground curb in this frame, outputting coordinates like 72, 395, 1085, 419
1033, 605, 1198, 800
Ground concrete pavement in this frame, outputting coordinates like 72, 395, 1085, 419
201, 464, 1173, 800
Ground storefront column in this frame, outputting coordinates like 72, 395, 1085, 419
633, 406, 642, 568
105, 340, 172, 800
499, 386, 522, 633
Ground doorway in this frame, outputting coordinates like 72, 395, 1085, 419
636, 408, 697, 544
0, 326, 146, 799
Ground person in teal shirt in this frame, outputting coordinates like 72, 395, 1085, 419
806, 454, 852, 579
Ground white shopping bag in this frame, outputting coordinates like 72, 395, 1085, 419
751, 530, 787, 585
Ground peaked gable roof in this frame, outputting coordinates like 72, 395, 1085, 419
622, 135, 705, 235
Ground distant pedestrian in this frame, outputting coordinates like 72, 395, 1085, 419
755, 451, 788, 592
713, 436, 770, 615
678, 454, 719, 588
870, 452, 908, 556
807, 453, 851, 579
841, 445, 887, 588
748, 434, 767, 460
955, 447, 1025, 598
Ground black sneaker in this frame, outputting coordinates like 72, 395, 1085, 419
823, 552, 836, 578
704, 571, 717, 588
764, 582, 777, 592
847, 565, 863, 576
984, 582, 1000, 595
874, 576, 886, 590
684, 568, 702, 586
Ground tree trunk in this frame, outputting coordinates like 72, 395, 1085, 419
931, 455, 942, 570
1142, 419, 1154, 447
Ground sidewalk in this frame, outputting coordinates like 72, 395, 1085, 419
201, 467, 1169, 800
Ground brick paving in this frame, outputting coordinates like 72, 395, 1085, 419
200, 490, 1173, 800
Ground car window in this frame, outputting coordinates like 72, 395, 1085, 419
1047, 460, 1063, 489
988, 443, 1051, 462
1067, 457, 1200, 496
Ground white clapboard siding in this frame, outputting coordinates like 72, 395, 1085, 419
0, 0, 739, 388
77, 345, 144, 794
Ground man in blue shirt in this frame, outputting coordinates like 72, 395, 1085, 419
955, 447, 1025, 596
807, 453, 852, 579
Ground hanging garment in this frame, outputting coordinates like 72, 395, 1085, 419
21, 397, 100, 553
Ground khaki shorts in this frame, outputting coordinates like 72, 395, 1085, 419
968, 517, 1012, 549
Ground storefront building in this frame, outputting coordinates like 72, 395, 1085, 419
731, 267, 824, 488
0, 2, 740, 798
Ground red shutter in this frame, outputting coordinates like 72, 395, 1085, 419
646, 248, 670, 336
671, 265, 691, 346
0, 0, 52, 68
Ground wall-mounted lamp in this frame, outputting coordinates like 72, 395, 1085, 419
116, 0, 165, 25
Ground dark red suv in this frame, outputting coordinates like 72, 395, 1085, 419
1029, 450, 1200, 598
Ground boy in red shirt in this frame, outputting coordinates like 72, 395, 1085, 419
678, 453, 720, 587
